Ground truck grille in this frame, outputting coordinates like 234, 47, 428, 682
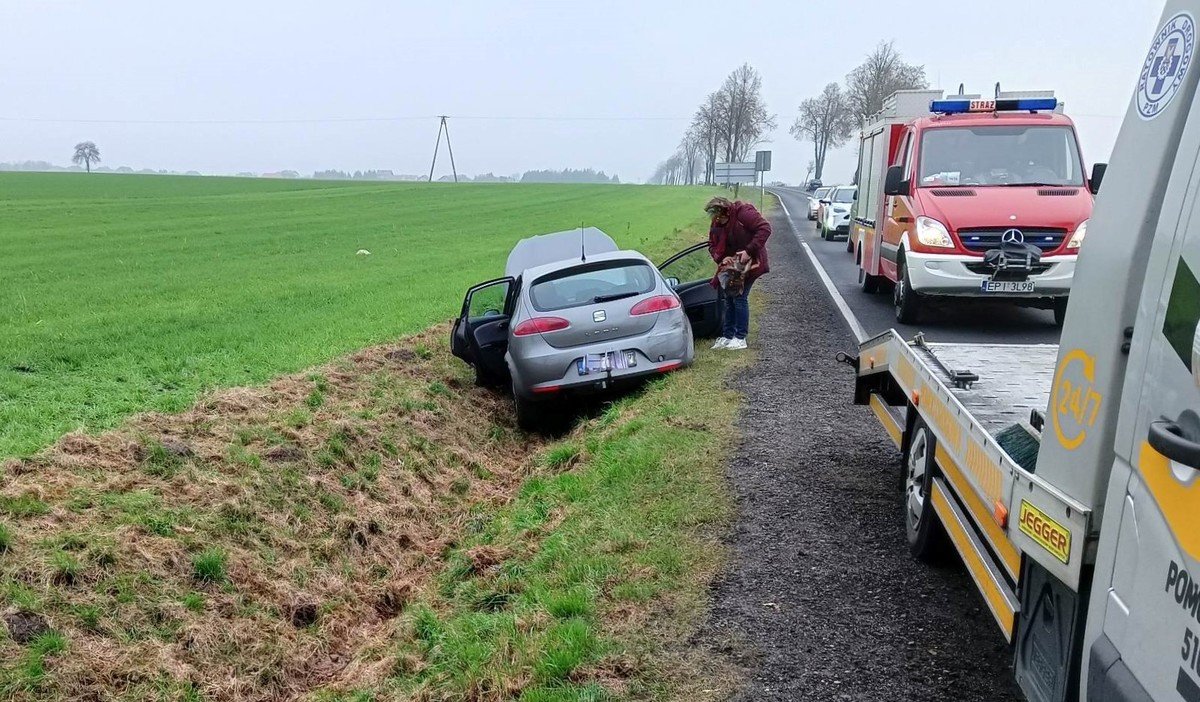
964, 262, 1054, 275
956, 228, 1067, 253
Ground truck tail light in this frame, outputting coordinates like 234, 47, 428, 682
512, 317, 570, 336
630, 295, 681, 316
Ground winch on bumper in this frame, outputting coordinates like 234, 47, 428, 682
904, 248, 1076, 298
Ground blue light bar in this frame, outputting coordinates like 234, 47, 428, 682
930, 97, 1059, 114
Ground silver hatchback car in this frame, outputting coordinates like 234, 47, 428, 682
451, 227, 721, 430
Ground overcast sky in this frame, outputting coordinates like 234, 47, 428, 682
0, 0, 1168, 184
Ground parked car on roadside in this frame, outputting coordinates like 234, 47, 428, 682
808, 186, 832, 220
451, 228, 721, 431
820, 185, 857, 240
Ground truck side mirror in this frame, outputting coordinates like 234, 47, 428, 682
1089, 163, 1107, 195
883, 165, 908, 196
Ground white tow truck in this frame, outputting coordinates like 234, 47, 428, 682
849, 4, 1200, 701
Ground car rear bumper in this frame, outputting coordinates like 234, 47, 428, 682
510, 318, 694, 399
905, 250, 1076, 298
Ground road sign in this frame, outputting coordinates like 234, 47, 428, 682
755, 150, 772, 172
715, 162, 757, 184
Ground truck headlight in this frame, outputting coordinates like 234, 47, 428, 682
1067, 219, 1087, 249
915, 216, 954, 248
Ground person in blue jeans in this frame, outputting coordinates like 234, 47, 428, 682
705, 196, 772, 350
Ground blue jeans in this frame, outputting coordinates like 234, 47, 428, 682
721, 279, 754, 339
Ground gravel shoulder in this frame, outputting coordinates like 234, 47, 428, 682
698, 198, 1024, 701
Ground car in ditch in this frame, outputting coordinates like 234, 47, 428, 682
450, 227, 722, 430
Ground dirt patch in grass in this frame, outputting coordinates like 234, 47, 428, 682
0, 325, 548, 700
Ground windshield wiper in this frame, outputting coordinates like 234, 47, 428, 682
593, 291, 640, 303
998, 182, 1071, 187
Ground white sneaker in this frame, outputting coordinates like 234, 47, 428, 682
711, 337, 731, 349
726, 338, 748, 350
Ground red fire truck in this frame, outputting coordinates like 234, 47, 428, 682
850, 89, 1103, 325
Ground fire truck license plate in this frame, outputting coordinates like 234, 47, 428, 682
981, 280, 1035, 293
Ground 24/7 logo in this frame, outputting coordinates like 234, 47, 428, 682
1138, 12, 1195, 120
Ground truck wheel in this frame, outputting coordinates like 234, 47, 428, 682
858, 265, 880, 294
904, 418, 950, 562
894, 256, 922, 323
846, 236, 854, 254
1053, 298, 1069, 327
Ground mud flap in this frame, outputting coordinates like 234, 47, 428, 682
1015, 559, 1090, 702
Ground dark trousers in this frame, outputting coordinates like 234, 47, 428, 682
721, 279, 754, 339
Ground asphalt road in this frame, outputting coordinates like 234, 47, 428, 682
701, 199, 1023, 701
770, 187, 1063, 345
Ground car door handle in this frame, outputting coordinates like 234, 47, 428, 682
1149, 412, 1200, 470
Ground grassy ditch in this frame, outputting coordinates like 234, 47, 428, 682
376, 342, 751, 701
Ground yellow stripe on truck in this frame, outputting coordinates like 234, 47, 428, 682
935, 444, 1022, 581
931, 479, 1018, 643
869, 394, 902, 448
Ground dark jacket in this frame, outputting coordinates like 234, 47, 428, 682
709, 201, 771, 288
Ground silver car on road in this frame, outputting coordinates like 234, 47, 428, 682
451, 227, 721, 430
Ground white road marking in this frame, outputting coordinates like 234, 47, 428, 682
771, 191, 868, 343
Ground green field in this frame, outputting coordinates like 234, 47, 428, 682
0, 173, 715, 457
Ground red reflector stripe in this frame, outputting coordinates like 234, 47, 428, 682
531, 384, 562, 394
630, 295, 681, 316
512, 316, 570, 336
657, 361, 684, 373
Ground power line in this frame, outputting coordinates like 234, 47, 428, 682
0, 114, 691, 126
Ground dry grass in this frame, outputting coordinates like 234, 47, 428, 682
0, 325, 548, 700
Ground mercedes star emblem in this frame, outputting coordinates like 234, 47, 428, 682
1001, 228, 1025, 245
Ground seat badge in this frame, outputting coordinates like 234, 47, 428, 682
593, 310, 607, 323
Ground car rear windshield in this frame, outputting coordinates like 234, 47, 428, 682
918, 125, 1084, 187
814, 187, 831, 199
529, 260, 656, 312
832, 188, 855, 203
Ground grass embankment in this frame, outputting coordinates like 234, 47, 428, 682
0, 180, 758, 700
0, 174, 714, 457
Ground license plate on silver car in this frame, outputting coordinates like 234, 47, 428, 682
577, 351, 636, 375
981, 280, 1035, 293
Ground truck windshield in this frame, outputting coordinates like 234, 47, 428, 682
918, 125, 1084, 187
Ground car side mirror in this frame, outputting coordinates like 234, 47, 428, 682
1089, 163, 1107, 195
665, 276, 680, 289
883, 165, 908, 196
819, 199, 830, 205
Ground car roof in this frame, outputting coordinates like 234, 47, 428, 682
521, 249, 654, 283
505, 226, 619, 278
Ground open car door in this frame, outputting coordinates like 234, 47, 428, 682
659, 242, 723, 338
450, 277, 515, 385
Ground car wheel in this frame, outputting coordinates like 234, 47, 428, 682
904, 418, 950, 562
474, 364, 498, 388
894, 254, 922, 323
512, 382, 544, 432
1053, 298, 1069, 327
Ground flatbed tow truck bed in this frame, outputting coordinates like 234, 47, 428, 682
853, 331, 1092, 642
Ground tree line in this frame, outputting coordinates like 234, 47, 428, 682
791, 41, 927, 183
649, 63, 776, 185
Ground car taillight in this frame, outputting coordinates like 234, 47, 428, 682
629, 295, 681, 316
512, 317, 570, 336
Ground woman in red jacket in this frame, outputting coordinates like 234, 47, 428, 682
706, 196, 772, 350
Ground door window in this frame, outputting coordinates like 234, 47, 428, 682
659, 243, 715, 285
465, 279, 512, 320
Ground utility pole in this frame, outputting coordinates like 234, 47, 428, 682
427, 115, 459, 183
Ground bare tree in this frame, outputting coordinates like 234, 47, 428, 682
72, 142, 101, 173
803, 160, 815, 186
679, 128, 703, 185
789, 83, 854, 181
716, 64, 776, 162
844, 41, 928, 123
692, 92, 726, 185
